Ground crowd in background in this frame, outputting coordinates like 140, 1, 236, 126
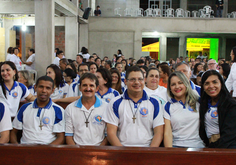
0, 45, 236, 149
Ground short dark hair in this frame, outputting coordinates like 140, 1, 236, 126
159, 65, 171, 76
146, 68, 159, 78
115, 62, 122, 68
125, 66, 144, 79
56, 50, 63, 56
13, 47, 19, 53
79, 73, 99, 87
29, 48, 35, 54
78, 63, 88, 71
96, 68, 112, 88
60, 58, 69, 65
105, 60, 112, 68
36, 76, 54, 89
64, 68, 77, 79
139, 65, 148, 73
136, 59, 145, 64
89, 56, 94, 59
95, 57, 101, 62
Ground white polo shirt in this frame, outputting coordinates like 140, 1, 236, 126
0, 81, 30, 117
205, 101, 219, 138
0, 102, 12, 133
65, 95, 107, 145
144, 86, 169, 106
25, 54, 35, 70
103, 90, 164, 147
164, 98, 204, 148
96, 88, 120, 103
10, 54, 22, 71
52, 57, 61, 67
13, 99, 65, 144
28, 85, 35, 96
6, 53, 13, 61
67, 82, 81, 97
50, 83, 69, 99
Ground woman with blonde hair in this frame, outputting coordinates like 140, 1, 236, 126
164, 71, 204, 148
18, 70, 35, 95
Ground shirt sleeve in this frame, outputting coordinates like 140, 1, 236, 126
150, 97, 164, 128
65, 104, 74, 136
0, 103, 12, 132
19, 83, 30, 100
52, 105, 65, 133
164, 102, 171, 120
102, 97, 120, 126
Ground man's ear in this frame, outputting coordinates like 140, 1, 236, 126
124, 79, 127, 85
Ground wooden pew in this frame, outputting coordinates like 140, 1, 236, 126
0, 145, 236, 164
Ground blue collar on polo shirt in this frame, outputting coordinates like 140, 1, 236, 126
75, 95, 102, 108
123, 89, 149, 103
33, 98, 53, 109
96, 87, 112, 97
4, 81, 17, 92
208, 99, 218, 108
170, 98, 186, 109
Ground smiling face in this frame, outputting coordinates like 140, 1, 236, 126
1, 64, 16, 82
125, 71, 144, 95
146, 70, 159, 90
203, 75, 221, 99
116, 64, 123, 73
79, 78, 98, 99
170, 76, 186, 101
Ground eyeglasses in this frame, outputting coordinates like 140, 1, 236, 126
127, 78, 144, 82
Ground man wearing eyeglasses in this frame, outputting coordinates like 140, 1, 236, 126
207, 59, 218, 71
103, 66, 164, 147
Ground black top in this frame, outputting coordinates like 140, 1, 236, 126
215, 0, 224, 9
199, 97, 236, 148
94, 9, 101, 16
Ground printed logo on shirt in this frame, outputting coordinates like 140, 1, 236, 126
211, 110, 218, 119
140, 107, 148, 117
59, 90, 63, 94
42, 117, 50, 125
93, 115, 103, 125
154, 96, 166, 105
12, 92, 18, 98
105, 98, 111, 103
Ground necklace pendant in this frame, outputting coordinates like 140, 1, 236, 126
132, 115, 136, 124
39, 124, 43, 130
85, 120, 89, 127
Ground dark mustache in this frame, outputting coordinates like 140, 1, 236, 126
84, 90, 93, 92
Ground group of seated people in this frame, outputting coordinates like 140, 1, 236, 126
0, 46, 236, 149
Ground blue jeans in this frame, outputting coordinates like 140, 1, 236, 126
216, 9, 223, 17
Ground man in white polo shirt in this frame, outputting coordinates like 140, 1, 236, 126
11, 76, 65, 144
65, 73, 108, 146
103, 66, 164, 147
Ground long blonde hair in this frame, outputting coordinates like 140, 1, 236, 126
167, 71, 199, 111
